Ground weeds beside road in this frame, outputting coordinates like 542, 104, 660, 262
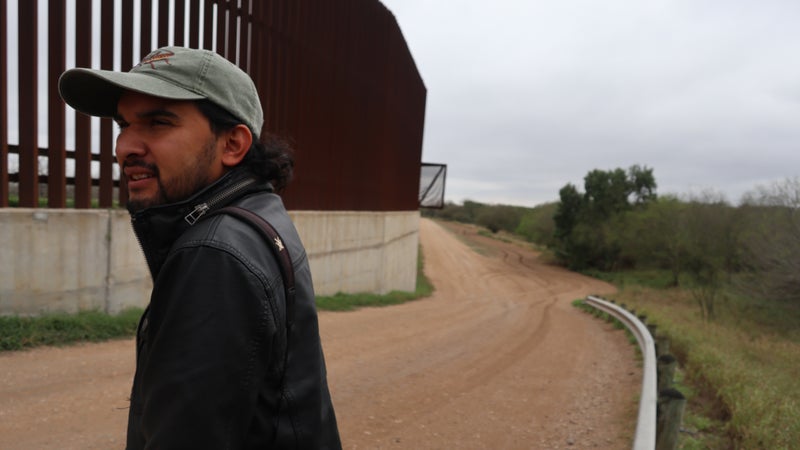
613, 284, 800, 449
1, 247, 433, 352
0, 309, 142, 352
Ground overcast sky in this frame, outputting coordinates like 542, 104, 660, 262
380, 0, 800, 207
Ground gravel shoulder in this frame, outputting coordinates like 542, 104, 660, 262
0, 218, 640, 449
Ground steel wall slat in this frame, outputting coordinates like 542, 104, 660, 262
47, 0, 67, 207
18, 0, 39, 206
119, 0, 135, 206
202, 0, 213, 50
216, 0, 226, 57
226, 0, 237, 63
0, 0, 9, 206
250, 0, 265, 138
121, 0, 135, 71
238, 0, 249, 72
265, 0, 276, 131
276, 0, 285, 133
189, 0, 200, 48
99, 0, 115, 207
140, 0, 152, 58
175, 0, 186, 46
74, 0, 92, 208
284, 0, 297, 134
157, 0, 169, 47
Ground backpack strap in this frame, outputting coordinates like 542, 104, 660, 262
204, 205, 295, 327
201, 205, 298, 439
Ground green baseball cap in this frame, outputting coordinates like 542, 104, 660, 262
58, 46, 264, 138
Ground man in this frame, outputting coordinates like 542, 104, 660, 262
59, 46, 341, 449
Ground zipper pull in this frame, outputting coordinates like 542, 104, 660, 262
184, 203, 210, 225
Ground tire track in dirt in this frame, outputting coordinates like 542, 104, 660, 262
321, 219, 640, 448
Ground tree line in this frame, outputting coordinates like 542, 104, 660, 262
423, 167, 800, 320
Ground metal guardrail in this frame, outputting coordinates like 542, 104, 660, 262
586, 295, 657, 450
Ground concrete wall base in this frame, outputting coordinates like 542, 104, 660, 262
291, 210, 420, 296
0, 209, 419, 316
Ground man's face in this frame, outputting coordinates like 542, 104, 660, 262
115, 92, 226, 211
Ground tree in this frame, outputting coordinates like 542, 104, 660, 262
738, 178, 800, 304
682, 191, 737, 321
515, 202, 558, 247
554, 183, 582, 240
476, 204, 523, 234
628, 164, 657, 205
617, 195, 689, 286
553, 165, 658, 270
583, 168, 631, 221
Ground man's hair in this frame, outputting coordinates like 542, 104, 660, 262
196, 99, 294, 191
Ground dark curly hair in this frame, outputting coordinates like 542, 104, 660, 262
195, 99, 294, 191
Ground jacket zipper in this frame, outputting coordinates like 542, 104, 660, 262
130, 175, 259, 272
184, 176, 257, 225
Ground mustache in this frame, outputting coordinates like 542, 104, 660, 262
122, 160, 159, 175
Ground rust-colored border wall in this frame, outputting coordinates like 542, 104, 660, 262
1, 0, 426, 211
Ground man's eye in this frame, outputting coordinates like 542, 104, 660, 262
152, 119, 171, 126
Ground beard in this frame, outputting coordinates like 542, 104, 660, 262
125, 138, 218, 212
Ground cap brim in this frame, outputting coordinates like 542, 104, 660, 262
58, 68, 205, 118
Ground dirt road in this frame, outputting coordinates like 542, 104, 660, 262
0, 218, 640, 449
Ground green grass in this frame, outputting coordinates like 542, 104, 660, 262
572, 298, 640, 351
316, 245, 434, 311
0, 245, 434, 352
582, 268, 680, 290
575, 268, 800, 448
609, 283, 800, 449
477, 229, 511, 243
0, 308, 143, 352
7, 195, 119, 208
670, 366, 729, 450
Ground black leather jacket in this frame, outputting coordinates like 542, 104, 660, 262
125, 169, 341, 449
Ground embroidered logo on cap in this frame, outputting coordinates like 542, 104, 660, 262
137, 50, 175, 69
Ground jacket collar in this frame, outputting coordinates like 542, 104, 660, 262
130, 168, 269, 277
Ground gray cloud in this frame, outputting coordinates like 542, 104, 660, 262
383, 0, 800, 206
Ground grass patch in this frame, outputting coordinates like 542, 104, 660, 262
582, 268, 679, 290
0, 308, 143, 352
316, 245, 434, 312
572, 298, 625, 330
477, 229, 511, 243
572, 298, 640, 351
671, 366, 730, 450
0, 246, 435, 351
613, 286, 800, 449
7, 195, 119, 208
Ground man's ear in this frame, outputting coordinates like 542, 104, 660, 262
220, 124, 253, 167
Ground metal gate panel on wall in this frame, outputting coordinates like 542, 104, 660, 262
1, 0, 427, 212
419, 163, 447, 209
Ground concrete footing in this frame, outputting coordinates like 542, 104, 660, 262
0, 208, 419, 316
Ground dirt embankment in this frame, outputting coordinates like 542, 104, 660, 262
0, 218, 640, 449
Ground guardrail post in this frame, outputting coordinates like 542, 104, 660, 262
655, 336, 670, 357
657, 354, 677, 392
656, 388, 686, 450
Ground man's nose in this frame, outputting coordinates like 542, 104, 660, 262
115, 130, 146, 163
